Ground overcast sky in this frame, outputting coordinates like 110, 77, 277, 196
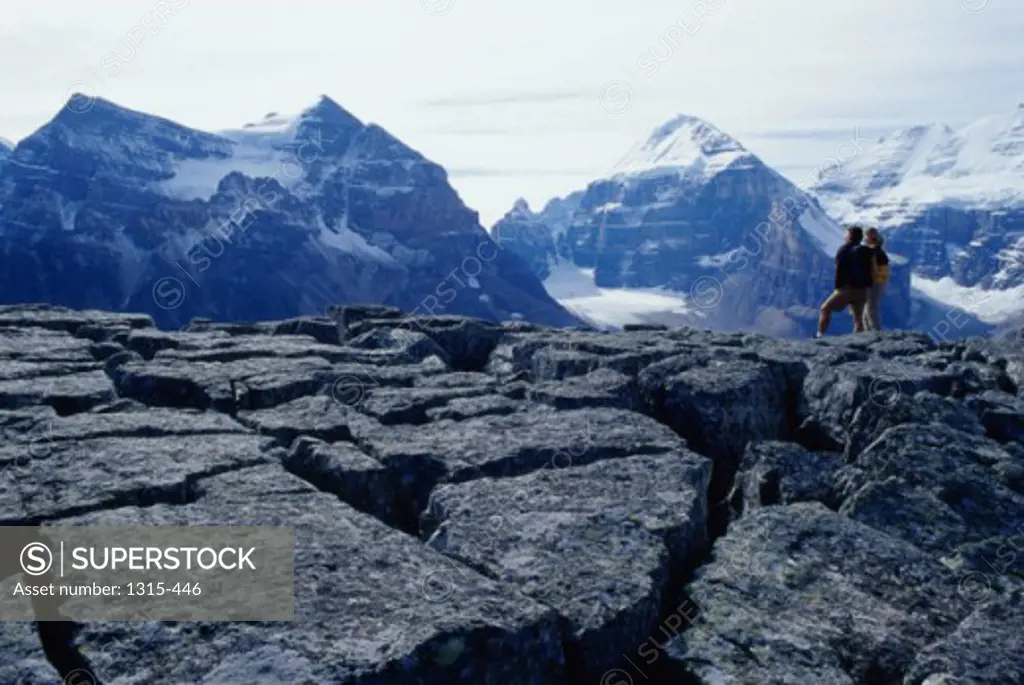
3, 0, 1022, 224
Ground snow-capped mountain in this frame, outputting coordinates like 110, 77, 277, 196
494, 115, 912, 335
0, 95, 577, 328
812, 105, 1024, 324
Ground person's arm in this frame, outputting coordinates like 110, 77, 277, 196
834, 246, 847, 290
877, 248, 890, 266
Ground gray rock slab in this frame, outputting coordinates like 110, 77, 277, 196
665, 503, 972, 684
845, 391, 986, 460
965, 390, 1024, 446
0, 305, 153, 333
647, 357, 789, 500
0, 623, 58, 685
425, 395, 526, 422
283, 436, 403, 528
528, 368, 638, 411
237, 395, 358, 445
423, 451, 711, 680
731, 440, 845, 514
0, 327, 97, 364
902, 591, 1024, 685
0, 370, 115, 414
351, 407, 686, 516
798, 360, 958, 450
839, 477, 972, 555
111, 356, 333, 411
356, 385, 494, 425
0, 433, 274, 524
61, 466, 566, 685
846, 424, 1024, 542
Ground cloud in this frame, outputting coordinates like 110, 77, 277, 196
423, 90, 590, 108
418, 121, 629, 136
745, 127, 893, 142
448, 167, 601, 178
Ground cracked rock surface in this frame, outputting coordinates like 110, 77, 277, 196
0, 303, 1022, 684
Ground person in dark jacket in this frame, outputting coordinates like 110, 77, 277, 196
816, 226, 873, 337
863, 227, 891, 331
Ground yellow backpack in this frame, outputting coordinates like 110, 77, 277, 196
872, 250, 891, 284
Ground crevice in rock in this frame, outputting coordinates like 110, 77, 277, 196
758, 469, 782, 507
791, 420, 844, 454
48, 397, 96, 417
7, 461, 276, 681
234, 416, 354, 447
557, 617, 587, 683
36, 621, 103, 685
280, 444, 423, 536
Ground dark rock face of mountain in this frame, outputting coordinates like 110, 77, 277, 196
2, 303, 1022, 683
493, 117, 914, 336
0, 96, 577, 329
0, 140, 11, 173
491, 199, 562, 281
491, 194, 586, 282
873, 206, 1024, 286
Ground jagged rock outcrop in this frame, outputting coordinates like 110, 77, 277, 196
1, 303, 1022, 684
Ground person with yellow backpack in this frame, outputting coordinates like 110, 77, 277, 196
863, 227, 890, 331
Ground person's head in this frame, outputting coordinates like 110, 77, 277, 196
865, 227, 883, 247
846, 226, 864, 245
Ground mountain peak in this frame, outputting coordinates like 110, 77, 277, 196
612, 113, 749, 177
497, 197, 536, 224
651, 114, 745, 153
55, 93, 130, 121
47, 94, 224, 146
299, 95, 363, 128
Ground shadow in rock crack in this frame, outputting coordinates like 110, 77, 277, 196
1, 526, 101, 683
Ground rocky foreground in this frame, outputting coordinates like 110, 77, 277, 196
1, 304, 1022, 684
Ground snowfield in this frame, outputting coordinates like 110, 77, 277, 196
543, 262, 700, 328
812, 105, 1024, 228
912, 275, 1024, 325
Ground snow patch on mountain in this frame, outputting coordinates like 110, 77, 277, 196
161, 148, 291, 200
697, 250, 739, 268
316, 219, 396, 264
912, 275, 1024, 324
813, 105, 1024, 227
797, 203, 847, 253
160, 112, 305, 200
543, 262, 699, 328
159, 96, 364, 201
610, 114, 752, 181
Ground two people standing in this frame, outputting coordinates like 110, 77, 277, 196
816, 225, 890, 337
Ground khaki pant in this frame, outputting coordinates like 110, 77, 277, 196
819, 287, 868, 334
865, 283, 887, 331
